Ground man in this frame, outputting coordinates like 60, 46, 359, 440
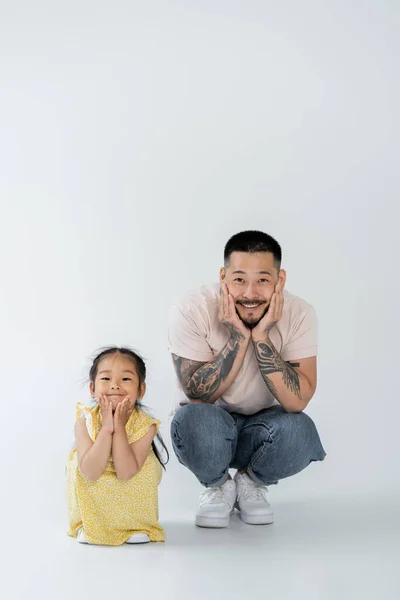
169, 230, 326, 528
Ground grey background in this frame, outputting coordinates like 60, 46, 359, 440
1, 1, 399, 598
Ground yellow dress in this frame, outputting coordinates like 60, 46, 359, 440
66, 403, 165, 545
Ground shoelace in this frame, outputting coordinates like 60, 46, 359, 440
199, 486, 226, 505
240, 483, 268, 502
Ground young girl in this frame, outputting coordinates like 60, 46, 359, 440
66, 347, 168, 545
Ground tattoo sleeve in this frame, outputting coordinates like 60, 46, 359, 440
172, 329, 245, 403
253, 339, 302, 402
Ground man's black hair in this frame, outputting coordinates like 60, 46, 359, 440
224, 230, 282, 268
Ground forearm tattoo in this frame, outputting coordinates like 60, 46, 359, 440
254, 339, 302, 401
172, 329, 244, 402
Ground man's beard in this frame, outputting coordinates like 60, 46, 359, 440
236, 302, 270, 329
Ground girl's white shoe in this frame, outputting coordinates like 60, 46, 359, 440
77, 528, 150, 545
125, 533, 151, 544
77, 528, 89, 544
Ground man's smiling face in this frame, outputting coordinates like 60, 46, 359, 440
220, 251, 286, 328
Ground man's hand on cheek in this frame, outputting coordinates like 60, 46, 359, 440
251, 281, 284, 342
219, 282, 251, 341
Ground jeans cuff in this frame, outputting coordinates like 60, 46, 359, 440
203, 470, 230, 488
247, 465, 278, 486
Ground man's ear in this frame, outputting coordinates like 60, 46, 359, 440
278, 269, 287, 290
219, 267, 226, 284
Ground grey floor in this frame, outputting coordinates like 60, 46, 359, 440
5, 478, 400, 600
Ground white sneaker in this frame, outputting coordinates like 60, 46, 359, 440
195, 479, 237, 528
234, 471, 274, 525
125, 533, 150, 544
77, 528, 150, 544
77, 528, 89, 544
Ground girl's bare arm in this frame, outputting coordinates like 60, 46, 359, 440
112, 425, 157, 480
75, 418, 113, 481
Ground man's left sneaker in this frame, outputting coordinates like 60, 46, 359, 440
234, 471, 274, 525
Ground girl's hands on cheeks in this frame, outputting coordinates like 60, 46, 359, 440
114, 396, 135, 434
98, 394, 114, 434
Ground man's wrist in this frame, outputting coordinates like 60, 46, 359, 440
230, 327, 251, 344
252, 331, 270, 344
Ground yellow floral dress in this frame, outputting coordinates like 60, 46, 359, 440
66, 403, 165, 545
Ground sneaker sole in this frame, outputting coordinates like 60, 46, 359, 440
195, 510, 233, 528
126, 534, 151, 544
77, 529, 89, 544
239, 512, 274, 525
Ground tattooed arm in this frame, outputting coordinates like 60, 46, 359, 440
250, 280, 317, 412
172, 328, 250, 403
171, 283, 253, 403
253, 335, 317, 412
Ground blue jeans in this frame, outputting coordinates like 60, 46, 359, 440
171, 403, 326, 487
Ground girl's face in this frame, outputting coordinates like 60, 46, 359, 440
90, 353, 145, 412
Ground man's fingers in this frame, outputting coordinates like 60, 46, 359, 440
274, 293, 282, 319
220, 283, 228, 315
278, 291, 284, 315
269, 292, 277, 314
228, 293, 236, 318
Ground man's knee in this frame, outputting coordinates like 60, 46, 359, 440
263, 410, 319, 443
239, 410, 321, 455
247, 411, 325, 484
172, 404, 236, 453
170, 404, 237, 484
171, 403, 234, 445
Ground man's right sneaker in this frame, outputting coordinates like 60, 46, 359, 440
195, 479, 237, 528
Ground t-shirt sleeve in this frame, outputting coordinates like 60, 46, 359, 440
74, 403, 95, 441
129, 413, 160, 444
168, 304, 214, 362
281, 306, 318, 361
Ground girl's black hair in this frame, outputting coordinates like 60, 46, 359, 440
90, 347, 169, 469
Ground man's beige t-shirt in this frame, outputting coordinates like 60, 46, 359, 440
168, 283, 317, 415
